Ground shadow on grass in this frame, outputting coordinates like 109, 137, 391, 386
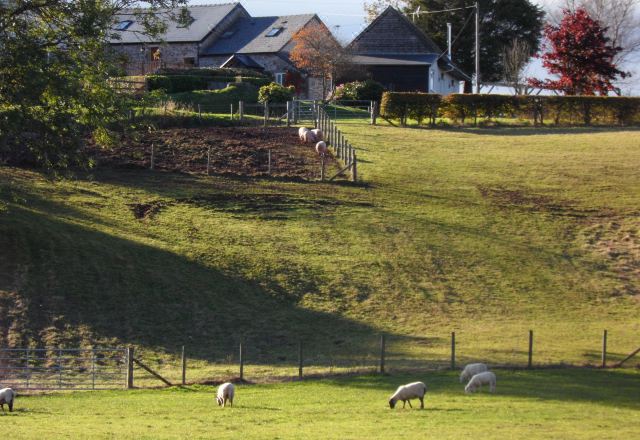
401, 125, 640, 137
324, 369, 640, 410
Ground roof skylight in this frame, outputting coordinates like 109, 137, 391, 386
266, 27, 283, 37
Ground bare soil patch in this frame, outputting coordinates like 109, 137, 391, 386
90, 127, 342, 180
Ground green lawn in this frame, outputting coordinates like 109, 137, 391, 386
0, 124, 639, 385
4, 370, 639, 439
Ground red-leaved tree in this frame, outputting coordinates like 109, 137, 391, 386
529, 8, 627, 95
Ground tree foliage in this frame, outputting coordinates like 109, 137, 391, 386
529, 8, 627, 95
0, 1, 188, 170
289, 22, 348, 99
365, 1, 544, 83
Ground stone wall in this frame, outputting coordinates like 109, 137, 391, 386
112, 43, 198, 75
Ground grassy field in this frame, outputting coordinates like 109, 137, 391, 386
3, 370, 639, 439
0, 123, 639, 385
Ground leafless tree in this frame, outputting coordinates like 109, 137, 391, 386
503, 38, 533, 95
364, 0, 407, 23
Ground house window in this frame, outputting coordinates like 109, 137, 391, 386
115, 20, 133, 31
450, 80, 455, 87
275, 73, 285, 85
150, 47, 161, 61
184, 57, 196, 67
440, 73, 445, 80
266, 27, 283, 37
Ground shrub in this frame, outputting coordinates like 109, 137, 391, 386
157, 67, 271, 79
334, 80, 385, 102
380, 92, 442, 126
146, 75, 208, 93
146, 74, 270, 94
258, 82, 295, 104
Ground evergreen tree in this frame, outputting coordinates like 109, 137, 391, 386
401, 0, 544, 82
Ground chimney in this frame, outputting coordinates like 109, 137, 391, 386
447, 23, 452, 61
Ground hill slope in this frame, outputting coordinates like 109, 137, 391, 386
1, 124, 638, 380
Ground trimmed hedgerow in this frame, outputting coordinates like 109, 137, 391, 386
380, 92, 442, 126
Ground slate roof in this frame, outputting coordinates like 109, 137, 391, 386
110, 3, 244, 44
348, 6, 441, 55
201, 14, 316, 55
351, 54, 438, 66
348, 7, 471, 81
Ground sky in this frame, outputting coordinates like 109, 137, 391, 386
191, 0, 639, 95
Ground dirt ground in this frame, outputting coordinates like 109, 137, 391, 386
90, 127, 343, 180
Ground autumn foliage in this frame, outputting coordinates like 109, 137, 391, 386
289, 23, 346, 98
530, 8, 627, 95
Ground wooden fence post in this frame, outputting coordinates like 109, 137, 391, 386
150, 143, 155, 170
370, 101, 377, 125
239, 342, 244, 381
268, 149, 272, 174
206, 146, 212, 176
451, 332, 456, 370
528, 330, 533, 369
602, 330, 608, 368
379, 334, 386, 374
263, 102, 269, 127
230, 103, 234, 121
320, 156, 326, 181
239, 101, 244, 121
126, 346, 134, 389
298, 340, 303, 379
352, 150, 357, 182
181, 346, 186, 385
286, 101, 291, 127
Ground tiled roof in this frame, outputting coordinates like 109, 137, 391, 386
110, 3, 243, 44
201, 14, 316, 55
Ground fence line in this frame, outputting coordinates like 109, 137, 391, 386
315, 103, 358, 182
3, 329, 636, 390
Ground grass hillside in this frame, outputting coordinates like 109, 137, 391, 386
1, 123, 639, 382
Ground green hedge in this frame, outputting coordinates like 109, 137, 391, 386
380, 92, 442, 126
157, 67, 271, 79
146, 75, 270, 94
380, 92, 640, 127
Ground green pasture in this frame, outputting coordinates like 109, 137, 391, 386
3, 370, 639, 439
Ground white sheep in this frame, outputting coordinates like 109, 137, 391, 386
302, 130, 317, 144
311, 128, 323, 141
459, 363, 489, 383
388, 381, 427, 409
464, 371, 496, 394
298, 127, 310, 142
216, 382, 234, 407
315, 141, 328, 157
0, 388, 16, 413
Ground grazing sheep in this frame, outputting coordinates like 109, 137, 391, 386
465, 371, 496, 394
388, 381, 427, 409
459, 363, 489, 383
315, 141, 328, 157
311, 128, 323, 141
0, 388, 15, 413
302, 130, 317, 144
216, 382, 234, 407
298, 127, 310, 142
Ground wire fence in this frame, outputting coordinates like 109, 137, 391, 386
0, 348, 127, 391
2, 329, 637, 390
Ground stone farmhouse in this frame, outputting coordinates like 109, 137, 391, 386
109, 3, 331, 99
347, 6, 470, 94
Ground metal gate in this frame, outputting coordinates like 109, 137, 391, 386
0, 348, 128, 391
295, 100, 317, 122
